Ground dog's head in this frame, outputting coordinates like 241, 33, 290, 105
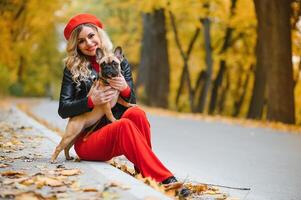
95, 47, 123, 79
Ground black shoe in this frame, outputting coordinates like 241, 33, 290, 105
161, 176, 191, 198
162, 176, 178, 184
179, 187, 191, 197
134, 166, 140, 174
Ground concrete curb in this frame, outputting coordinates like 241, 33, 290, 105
13, 106, 171, 200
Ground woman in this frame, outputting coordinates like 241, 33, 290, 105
58, 13, 190, 197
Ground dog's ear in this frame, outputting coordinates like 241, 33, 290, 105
96, 48, 104, 61
114, 46, 123, 61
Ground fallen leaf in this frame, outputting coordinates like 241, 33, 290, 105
55, 175, 68, 181
3, 142, 13, 148
107, 181, 130, 190
1, 170, 26, 178
20, 178, 35, 186
186, 183, 208, 193
0, 190, 17, 199
56, 164, 65, 169
15, 191, 47, 200
3, 177, 28, 185
82, 187, 98, 192
0, 156, 6, 161
164, 182, 183, 191
3, 150, 14, 153
0, 156, 14, 162
135, 173, 144, 181
11, 138, 23, 145
210, 186, 219, 192
204, 190, 218, 195
59, 169, 81, 176
0, 163, 10, 168
18, 126, 32, 130
70, 181, 81, 191
120, 164, 127, 172
35, 176, 64, 188
225, 197, 240, 200
55, 192, 69, 199
126, 167, 136, 176
101, 191, 119, 199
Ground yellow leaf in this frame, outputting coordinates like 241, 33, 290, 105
35, 176, 64, 187
1, 170, 26, 178
15, 192, 45, 200
204, 190, 218, 195
164, 182, 183, 191
59, 169, 81, 176
82, 188, 98, 192
108, 181, 130, 190
0, 163, 10, 168
20, 178, 35, 186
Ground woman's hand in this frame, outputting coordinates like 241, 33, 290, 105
89, 84, 118, 106
108, 74, 128, 91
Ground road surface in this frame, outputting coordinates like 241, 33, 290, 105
28, 99, 301, 200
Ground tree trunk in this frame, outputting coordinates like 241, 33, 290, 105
208, 0, 237, 114
137, 13, 151, 96
138, 9, 170, 108
196, 17, 213, 113
17, 56, 24, 83
247, 38, 266, 119
254, 0, 295, 124
209, 62, 226, 114
217, 71, 230, 113
232, 66, 252, 117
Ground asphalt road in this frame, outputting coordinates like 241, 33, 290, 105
29, 99, 301, 200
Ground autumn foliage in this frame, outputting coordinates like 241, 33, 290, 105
1, 0, 301, 124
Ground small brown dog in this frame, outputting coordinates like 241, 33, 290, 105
51, 47, 134, 163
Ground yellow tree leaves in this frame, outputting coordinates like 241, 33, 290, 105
0, 0, 64, 96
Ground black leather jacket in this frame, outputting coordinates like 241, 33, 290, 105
58, 58, 136, 124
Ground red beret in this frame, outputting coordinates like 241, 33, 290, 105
64, 13, 103, 40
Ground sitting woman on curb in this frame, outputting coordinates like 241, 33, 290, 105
58, 13, 190, 197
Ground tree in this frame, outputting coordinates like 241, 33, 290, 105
209, 0, 238, 114
196, 3, 213, 113
0, 0, 64, 96
253, 0, 295, 124
247, 37, 266, 119
137, 8, 170, 108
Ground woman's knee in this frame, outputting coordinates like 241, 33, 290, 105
116, 118, 133, 130
117, 118, 138, 136
123, 106, 147, 119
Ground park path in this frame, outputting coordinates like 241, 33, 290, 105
27, 98, 301, 200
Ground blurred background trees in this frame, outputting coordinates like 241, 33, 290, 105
0, 0, 64, 97
1, 0, 301, 125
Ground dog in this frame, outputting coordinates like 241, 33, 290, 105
51, 46, 134, 163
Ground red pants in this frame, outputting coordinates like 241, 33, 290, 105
74, 106, 173, 182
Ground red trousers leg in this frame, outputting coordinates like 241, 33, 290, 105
74, 107, 173, 182
121, 106, 152, 148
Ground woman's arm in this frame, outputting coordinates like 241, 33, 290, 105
58, 67, 92, 119
120, 58, 136, 104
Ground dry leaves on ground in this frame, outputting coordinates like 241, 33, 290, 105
0, 120, 123, 200
110, 158, 232, 200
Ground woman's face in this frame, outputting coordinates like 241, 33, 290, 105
77, 26, 101, 56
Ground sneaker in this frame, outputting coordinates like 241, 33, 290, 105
161, 176, 191, 197
162, 176, 178, 184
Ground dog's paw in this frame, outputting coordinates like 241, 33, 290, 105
74, 156, 81, 162
50, 160, 58, 164
65, 156, 74, 161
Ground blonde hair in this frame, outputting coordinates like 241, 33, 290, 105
64, 24, 113, 87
